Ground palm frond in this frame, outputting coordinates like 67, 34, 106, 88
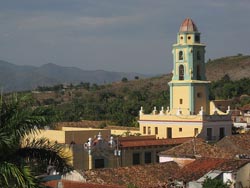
18, 138, 73, 174
0, 95, 70, 187
0, 132, 17, 160
0, 96, 48, 140
0, 162, 38, 188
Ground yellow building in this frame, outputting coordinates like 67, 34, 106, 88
139, 18, 232, 141
26, 127, 112, 170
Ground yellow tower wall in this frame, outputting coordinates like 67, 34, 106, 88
194, 85, 209, 114
172, 86, 190, 114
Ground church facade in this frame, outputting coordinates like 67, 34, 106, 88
139, 18, 232, 141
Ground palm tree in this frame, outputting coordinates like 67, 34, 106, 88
0, 95, 72, 188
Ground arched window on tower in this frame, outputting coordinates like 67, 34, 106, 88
179, 51, 183, 60
179, 65, 184, 80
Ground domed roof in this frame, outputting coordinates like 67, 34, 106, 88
179, 18, 198, 32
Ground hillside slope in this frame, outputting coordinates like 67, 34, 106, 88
30, 55, 250, 126
206, 55, 250, 81
0, 55, 249, 92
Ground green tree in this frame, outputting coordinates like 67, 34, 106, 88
203, 177, 230, 188
0, 95, 72, 188
122, 77, 128, 82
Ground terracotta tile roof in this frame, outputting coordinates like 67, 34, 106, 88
240, 104, 250, 111
216, 134, 250, 156
45, 180, 124, 188
119, 137, 194, 148
159, 138, 234, 159
84, 162, 180, 188
179, 18, 198, 32
172, 158, 250, 182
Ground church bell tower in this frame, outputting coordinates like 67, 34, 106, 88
168, 18, 210, 115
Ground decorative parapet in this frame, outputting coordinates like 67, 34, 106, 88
152, 106, 157, 115
199, 106, 204, 116
159, 106, 165, 115
176, 107, 182, 115
210, 101, 232, 115
226, 106, 232, 115
139, 106, 231, 121
139, 106, 144, 116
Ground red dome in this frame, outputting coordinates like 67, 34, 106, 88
179, 18, 198, 32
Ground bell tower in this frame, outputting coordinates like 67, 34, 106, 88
168, 18, 210, 115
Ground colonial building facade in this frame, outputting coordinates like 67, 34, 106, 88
139, 18, 232, 141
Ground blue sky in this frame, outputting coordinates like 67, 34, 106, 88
0, 0, 249, 74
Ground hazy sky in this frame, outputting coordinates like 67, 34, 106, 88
0, 0, 249, 74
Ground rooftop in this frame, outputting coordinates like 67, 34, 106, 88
240, 104, 250, 111
172, 158, 250, 182
45, 180, 124, 188
179, 17, 198, 32
119, 137, 193, 148
216, 134, 250, 156
84, 161, 180, 188
159, 138, 234, 159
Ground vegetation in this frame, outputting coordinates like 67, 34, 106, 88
56, 84, 169, 126
121, 77, 128, 82
30, 73, 250, 127
202, 177, 230, 188
209, 75, 250, 106
27, 55, 250, 126
32, 75, 170, 126
0, 95, 72, 187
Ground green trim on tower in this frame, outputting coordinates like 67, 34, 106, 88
169, 83, 173, 109
169, 18, 210, 114
190, 85, 194, 114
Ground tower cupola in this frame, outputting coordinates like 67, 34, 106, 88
179, 18, 198, 32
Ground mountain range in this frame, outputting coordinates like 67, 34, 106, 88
0, 61, 147, 92
0, 55, 249, 92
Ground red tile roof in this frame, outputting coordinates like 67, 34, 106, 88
45, 180, 124, 188
119, 137, 194, 148
159, 138, 234, 159
216, 134, 250, 156
240, 104, 250, 111
84, 162, 180, 188
172, 158, 250, 182
179, 18, 198, 32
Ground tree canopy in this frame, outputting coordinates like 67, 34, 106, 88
202, 177, 230, 188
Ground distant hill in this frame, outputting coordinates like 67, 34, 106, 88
206, 55, 250, 81
0, 61, 148, 92
0, 55, 249, 92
